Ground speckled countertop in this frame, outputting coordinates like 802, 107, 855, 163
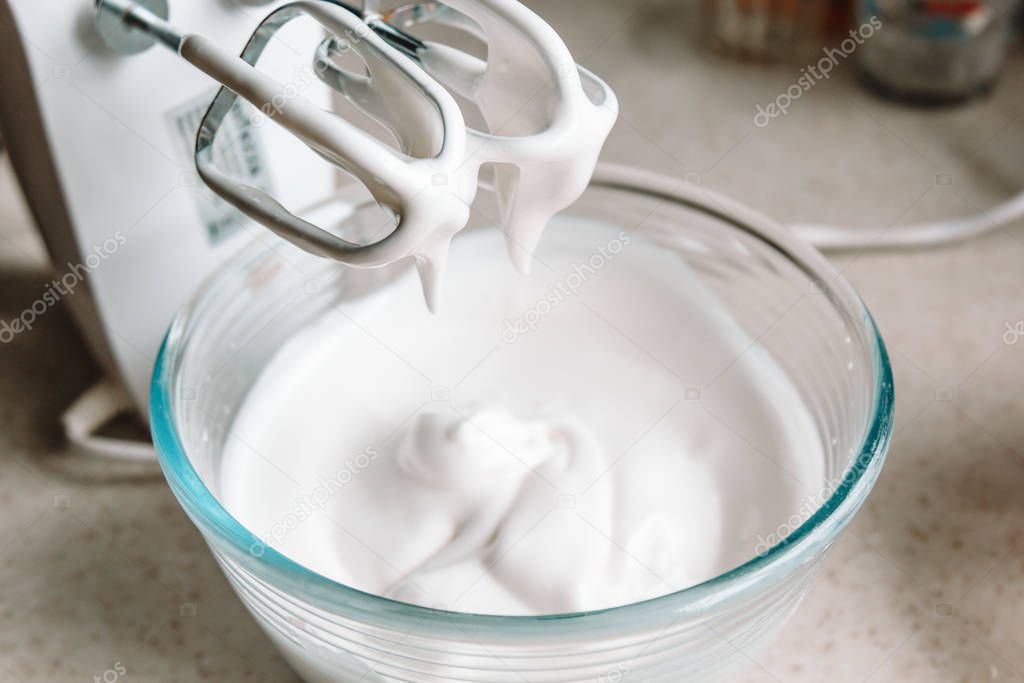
2, 1, 1024, 681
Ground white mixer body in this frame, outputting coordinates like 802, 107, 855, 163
0, 0, 335, 413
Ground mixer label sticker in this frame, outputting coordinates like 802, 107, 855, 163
166, 92, 274, 245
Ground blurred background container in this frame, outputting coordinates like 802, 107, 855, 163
703, 0, 1021, 105
856, 0, 1021, 104
702, 0, 853, 62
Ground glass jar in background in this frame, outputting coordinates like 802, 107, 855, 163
856, 0, 1021, 103
702, 0, 854, 62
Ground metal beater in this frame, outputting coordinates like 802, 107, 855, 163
93, 0, 618, 308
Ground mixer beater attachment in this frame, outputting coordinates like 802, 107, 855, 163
93, 0, 618, 309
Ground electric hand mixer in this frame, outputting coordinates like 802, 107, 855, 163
96, 0, 617, 309
0, 0, 616, 457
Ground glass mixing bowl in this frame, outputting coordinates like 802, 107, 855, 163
151, 164, 893, 682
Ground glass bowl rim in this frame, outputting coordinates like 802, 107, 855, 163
150, 163, 894, 633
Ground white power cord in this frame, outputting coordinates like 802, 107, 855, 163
61, 377, 158, 462
792, 190, 1024, 250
